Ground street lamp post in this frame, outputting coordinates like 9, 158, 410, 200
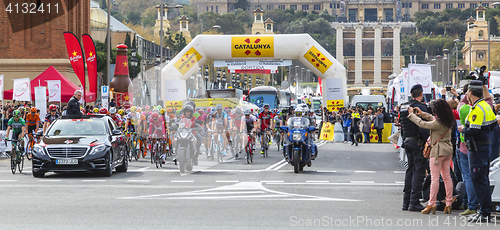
155, 54, 161, 104
469, 24, 478, 72
443, 49, 449, 86
204, 65, 209, 90
244, 74, 248, 90
431, 58, 437, 82
130, 49, 138, 79
301, 68, 305, 95
454, 39, 460, 86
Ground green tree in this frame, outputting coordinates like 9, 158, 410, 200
416, 16, 438, 35
101, 0, 107, 10
141, 8, 157, 28
111, 10, 125, 22
132, 35, 136, 50
127, 11, 142, 25
125, 32, 131, 48
234, 0, 249, 10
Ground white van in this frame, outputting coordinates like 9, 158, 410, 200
349, 95, 387, 110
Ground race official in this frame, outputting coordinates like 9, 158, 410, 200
399, 84, 430, 212
457, 80, 496, 222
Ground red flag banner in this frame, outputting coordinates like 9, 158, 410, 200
63, 32, 86, 99
82, 34, 98, 94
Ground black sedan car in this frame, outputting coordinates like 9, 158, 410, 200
32, 115, 128, 177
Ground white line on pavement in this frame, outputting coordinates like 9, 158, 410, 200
82, 180, 107, 182
354, 171, 376, 173
215, 180, 239, 183
265, 182, 400, 186
127, 180, 151, 183
38, 180, 62, 182
171, 180, 194, 183
0, 180, 18, 182
137, 167, 149, 171
265, 159, 286, 171
274, 161, 289, 171
316, 170, 337, 173
394, 171, 406, 174
261, 180, 284, 183
395, 181, 404, 184
306, 181, 329, 183
350, 181, 375, 183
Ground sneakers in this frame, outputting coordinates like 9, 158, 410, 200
468, 213, 490, 223
261, 150, 264, 154
460, 209, 477, 216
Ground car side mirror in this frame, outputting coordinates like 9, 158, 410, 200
112, 129, 122, 135
36, 130, 43, 136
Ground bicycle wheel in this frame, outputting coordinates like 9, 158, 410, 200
150, 140, 155, 164
250, 142, 253, 163
26, 140, 34, 161
246, 141, 251, 164
263, 134, 268, 158
18, 154, 24, 173
11, 149, 16, 174
133, 137, 139, 161
218, 142, 223, 163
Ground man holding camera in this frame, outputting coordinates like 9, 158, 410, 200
457, 78, 496, 222
399, 84, 430, 212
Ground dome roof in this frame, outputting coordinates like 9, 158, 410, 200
90, 7, 107, 29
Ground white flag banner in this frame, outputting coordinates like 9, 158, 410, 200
13, 78, 31, 101
408, 64, 433, 94
0, 75, 4, 100
35, 87, 47, 120
399, 68, 408, 104
47, 80, 61, 102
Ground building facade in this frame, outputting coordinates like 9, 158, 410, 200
0, 0, 90, 92
191, 0, 500, 22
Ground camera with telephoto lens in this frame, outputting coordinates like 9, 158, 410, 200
466, 66, 488, 85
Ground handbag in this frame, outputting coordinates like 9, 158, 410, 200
423, 128, 449, 158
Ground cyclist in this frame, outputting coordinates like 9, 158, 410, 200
6, 110, 26, 153
25, 107, 40, 135
109, 107, 122, 126
99, 107, 108, 115
241, 109, 258, 152
258, 104, 275, 154
231, 108, 244, 156
125, 106, 141, 146
148, 112, 166, 164
43, 104, 60, 133
212, 104, 229, 156
136, 107, 148, 157
93, 108, 99, 114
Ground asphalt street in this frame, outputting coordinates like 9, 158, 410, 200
0, 141, 499, 230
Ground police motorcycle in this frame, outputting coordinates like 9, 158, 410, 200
280, 109, 318, 173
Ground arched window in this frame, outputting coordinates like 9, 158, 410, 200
479, 30, 484, 39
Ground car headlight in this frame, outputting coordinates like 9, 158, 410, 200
33, 145, 45, 156
292, 133, 302, 141
89, 145, 106, 156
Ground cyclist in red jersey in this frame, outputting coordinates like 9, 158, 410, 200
258, 104, 275, 154
109, 107, 122, 126
148, 112, 166, 163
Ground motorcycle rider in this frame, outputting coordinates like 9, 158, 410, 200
179, 104, 203, 165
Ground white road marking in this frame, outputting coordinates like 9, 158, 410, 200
395, 181, 405, 184
0, 180, 18, 182
118, 182, 361, 201
265, 159, 286, 171
137, 167, 149, 171
354, 171, 376, 173
171, 180, 194, 183
126, 180, 151, 183
394, 171, 406, 174
82, 180, 107, 182
306, 181, 329, 183
215, 180, 239, 183
38, 180, 62, 182
261, 180, 284, 183
316, 170, 337, 173
266, 182, 400, 186
274, 161, 289, 171
350, 181, 375, 183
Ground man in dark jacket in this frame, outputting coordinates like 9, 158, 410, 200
67, 90, 82, 115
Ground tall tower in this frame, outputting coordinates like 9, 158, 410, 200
154, 3, 171, 36
264, 18, 275, 34
251, 8, 265, 35
179, 15, 192, 43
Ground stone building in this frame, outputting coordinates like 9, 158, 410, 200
0, 0, 90, 92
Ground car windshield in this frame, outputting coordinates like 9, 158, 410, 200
356, 102, 384, 110
287, 117, 310, 129
47, 119, 107, 136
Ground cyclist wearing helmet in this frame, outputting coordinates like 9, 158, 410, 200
25, 107, 40, 135
93, 108, 99, 114
179, 104, 203, 163
148, 112, 167, 163
258, 104, 275, 154
125, 106, 141, 133
212, 104, 229, 156
6, 110, 26, 145
231, 108, 243, 155
99, 108, 108, 115
109, 107, 122, 126
242, 109, 258, 150
43, 105, 60, 133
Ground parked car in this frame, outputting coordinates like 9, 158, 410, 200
31, 114, 128, 178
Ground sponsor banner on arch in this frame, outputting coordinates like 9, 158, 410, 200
174, 47, 203, 75
303, 46, 333, 74
47, 80, 61, 102
408, 64, 432, 94
324, 78, 344, 112
231, 37, 274, 58
13, 78, 31, 101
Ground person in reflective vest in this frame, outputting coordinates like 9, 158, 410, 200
458, 80, 496, 222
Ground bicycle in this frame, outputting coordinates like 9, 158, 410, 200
25, 133, 37, 161
150, 137, 163, 168
260, 129, 271, 158
5, 139, 24, 174
245, 132, 254, 164
230, 130, 242, 160
126, 131, 140, 161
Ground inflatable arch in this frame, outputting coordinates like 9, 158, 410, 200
161, 34, 347, 108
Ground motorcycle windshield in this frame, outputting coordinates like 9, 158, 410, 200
178, 118, 193, 129
287, 117, 309, 130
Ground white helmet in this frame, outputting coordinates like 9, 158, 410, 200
109, 107, 117, 114
295, 107, 304, 116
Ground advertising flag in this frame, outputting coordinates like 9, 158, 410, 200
408, 64, 433, 94
47, 80, 61, 102
63, 32, 86, 99
13, 78, 31, 101
0, 75, 3, 100
35, 87, 47, 120
82, 34, 98, 94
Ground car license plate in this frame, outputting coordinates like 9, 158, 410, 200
56, 159, 78, 165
